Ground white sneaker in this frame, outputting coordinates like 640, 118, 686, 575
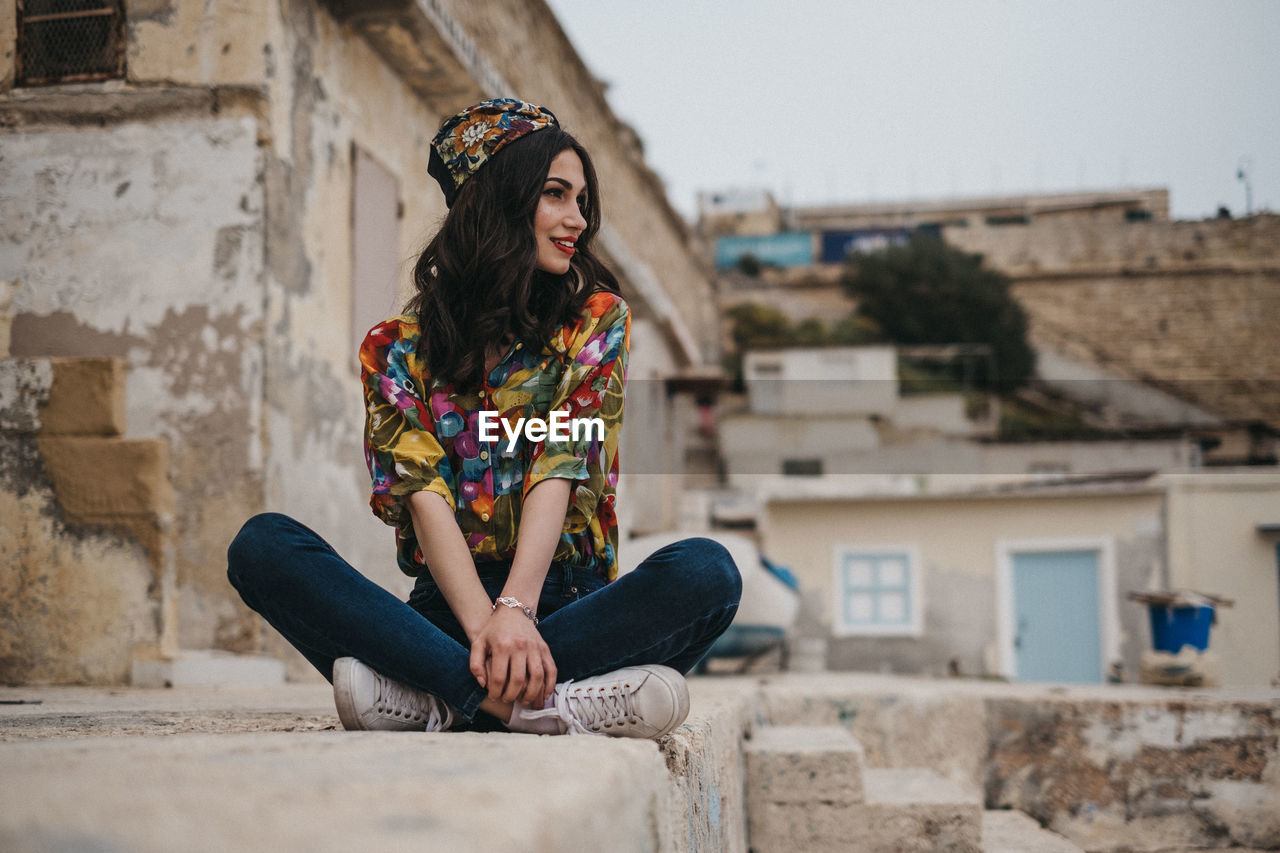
512, 665, 690, 739
332, 657, 456, 732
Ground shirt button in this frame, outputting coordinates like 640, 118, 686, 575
515, 342, 523, 349
481, 512, 490, 521
480, 450, 488, 460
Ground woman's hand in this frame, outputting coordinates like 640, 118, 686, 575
469, 606, 557, 707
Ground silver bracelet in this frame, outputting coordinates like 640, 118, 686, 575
493, 595, 539, 625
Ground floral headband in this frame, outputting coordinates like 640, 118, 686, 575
427, 98, 560, 207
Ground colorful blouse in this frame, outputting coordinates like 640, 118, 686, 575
360, 291, 629, 581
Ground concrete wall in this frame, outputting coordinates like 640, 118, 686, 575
761, 490, 1165, 681
1163, 471, 1280, 688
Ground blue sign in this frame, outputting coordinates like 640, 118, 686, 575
715, 232, 814, 270
820, 228, 915, 263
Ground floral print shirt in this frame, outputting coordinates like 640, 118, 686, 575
360, 291, 629, 581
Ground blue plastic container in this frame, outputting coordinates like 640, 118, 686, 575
1147, 604, 1214, 653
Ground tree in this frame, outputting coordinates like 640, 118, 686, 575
840, 234, 1035, 390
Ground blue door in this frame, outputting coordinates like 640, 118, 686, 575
1012, 549, 1102, 683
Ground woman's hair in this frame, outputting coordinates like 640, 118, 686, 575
407, 127, 620, 391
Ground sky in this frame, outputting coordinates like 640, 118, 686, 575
543, 0, 1279, 222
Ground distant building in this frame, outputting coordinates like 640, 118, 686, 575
761, 470, 1280, 688
704, 188, 1280, 430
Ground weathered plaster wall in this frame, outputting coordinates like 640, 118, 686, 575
127, 0, 272, 88
1, 112, 268, 656
0, 358, 173, 684
762, 491, 1164, 680
251, 0, 451, 620
2, 0, 721, 682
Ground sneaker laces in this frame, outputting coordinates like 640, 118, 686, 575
546, 678, 640, 736
376, 674, 451, 730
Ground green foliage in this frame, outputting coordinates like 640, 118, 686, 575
725, 303, 882, 352
997, 396, 1092, 438
736, 253, 763, 277
840, 234, 1035, 391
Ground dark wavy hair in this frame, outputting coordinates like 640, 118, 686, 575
406, 127, 620, 391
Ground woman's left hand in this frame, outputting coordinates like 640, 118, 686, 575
469, 606, 557, 708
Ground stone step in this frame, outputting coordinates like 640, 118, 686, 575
746, 725, 982, 852
746, 724, 867, 806
982, 809, 1084, 853
859, 768, 983, 853
130, 650, 286, 688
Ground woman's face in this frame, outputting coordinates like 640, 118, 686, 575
533, 148, 589, 275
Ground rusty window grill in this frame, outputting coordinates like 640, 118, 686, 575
16, 0, 126, 86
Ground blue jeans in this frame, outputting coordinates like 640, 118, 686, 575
226, 513, 741, 724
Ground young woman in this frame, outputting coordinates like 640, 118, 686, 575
227, 99, 741, 738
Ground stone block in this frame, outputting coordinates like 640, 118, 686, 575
746, 724, 866, 806
749, 764, 982, 853
42, 357, 128, 436
37, 436, 173, 521
857, 768, 983, 853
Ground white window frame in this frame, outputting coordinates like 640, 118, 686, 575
831, 544, 924, 637
994, 536, 1118, 682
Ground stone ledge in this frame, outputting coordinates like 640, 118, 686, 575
0, 731, 669, 853
4, 675, 1279, 852
981, 810, 1084, 853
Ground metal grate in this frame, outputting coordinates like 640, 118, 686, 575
17, 0, 126, 86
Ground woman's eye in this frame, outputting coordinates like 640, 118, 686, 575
544, 188, 563, 198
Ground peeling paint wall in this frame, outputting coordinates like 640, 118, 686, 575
2, 111, 268, 659
0, 358, 172, 684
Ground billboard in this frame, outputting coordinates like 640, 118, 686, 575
715, 232, 814, 270
819, 228, 915, 263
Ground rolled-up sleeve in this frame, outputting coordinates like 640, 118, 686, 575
361, 319, 455, 524
524, 294, 629, 530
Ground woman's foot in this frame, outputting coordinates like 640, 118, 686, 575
506, 665, 690, 739
332, 657, 457, 732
